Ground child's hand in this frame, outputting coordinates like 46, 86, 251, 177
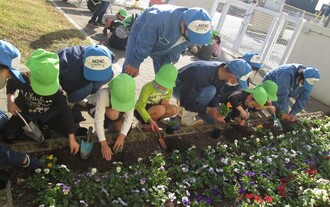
69, 135, 80, 155
7, 99, 21, 115
240, 110, 249, 120
161, 100, 169, 106
113, 134, 125, 153
267, 106, 276, 114
149, 119, 159, 132
101, 141, 113, 161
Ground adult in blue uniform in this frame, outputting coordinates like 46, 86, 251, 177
57, 45, 114, 103
173, 60, 252, 126
263, 64, 320, 121
123, 5, 212, 77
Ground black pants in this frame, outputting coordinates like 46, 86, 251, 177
2, 112, 67, 144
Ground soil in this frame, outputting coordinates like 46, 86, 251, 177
9, 118, 298, 207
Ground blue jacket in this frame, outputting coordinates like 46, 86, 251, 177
57, 46, 114, 102
177, 61, 226, 114
124, 5, 190, 71
263, 64, 311, 115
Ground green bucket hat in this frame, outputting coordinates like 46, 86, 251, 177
155, 64, 178, 89
118, 8, 128, 17
211, 30, 220, 38
109, 74, 135, 112
26, 49, 60, 96
260, 80, 278, 101
244, 86, 268, 106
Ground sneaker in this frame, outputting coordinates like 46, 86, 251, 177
88, 20, 98, 27
181, 116, 204, 127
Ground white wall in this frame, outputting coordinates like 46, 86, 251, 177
287, 21, 330, 106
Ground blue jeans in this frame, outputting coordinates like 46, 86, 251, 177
90, 1, 110, 23
173, 79, 216, 124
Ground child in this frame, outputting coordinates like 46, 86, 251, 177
102, 8, 128, 34
221, 82, 277, 126
135, 64, 178, 132
190, 30, 222, 61
86, 74, 135, 161
4, 49, 80, 155
0, 40, 44, 187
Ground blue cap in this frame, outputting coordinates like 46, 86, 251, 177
303, 66, 320, 91
83, 45, 113, 82
226, 59, 252, 89
242, 52, 263, 69
0, 40, 25, 83
183, 8, 212, 45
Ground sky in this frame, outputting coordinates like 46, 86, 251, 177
316, 0, 330, 10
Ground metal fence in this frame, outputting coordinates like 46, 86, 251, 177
215, 0, 309, 69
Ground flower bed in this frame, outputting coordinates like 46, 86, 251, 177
19, 116, 330, 206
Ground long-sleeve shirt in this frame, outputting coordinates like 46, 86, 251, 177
87, 88, 133, 142
135, 81, 172, 123
123, 5, 190, 71
177, 61, 226, 114
6, 75, 75, 135
262, 64, 310, 115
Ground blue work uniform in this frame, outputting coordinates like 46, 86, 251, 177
57, 46, 114, 103
263, 64, 311, 115
123, 5, 190, 73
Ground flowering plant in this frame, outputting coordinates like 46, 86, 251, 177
24, 115, 330, 206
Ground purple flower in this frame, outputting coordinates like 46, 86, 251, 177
238, 187, 245, 194
74, 179, 81, 185
140, 178, 146, 185
182, 196, 190, 206
205, 197, 213, 205
244, 171, 255, 177
94, 176, 100, 182
260, 173, 268, 178
211, 188, 220, 195
249, 181, 256, 186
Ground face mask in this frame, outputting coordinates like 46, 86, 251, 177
154, 82, 167, 93
226, 81, 239, 87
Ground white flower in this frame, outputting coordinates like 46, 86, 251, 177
266, 157, 272, 163
223, 144, 228, 149
243, 137, 247, 140
59, 164, 70, 172
249, 155, 255, 160
234, 140, 238, 147
91, 168, 97, 175
118, 197, 128, 206
255, 159, 262, 164
281, 148, 288, 154
137, 158, 143, 162
116, 167, 121, 173
216, 168, 223, 173
44, 168, 50, 174
221, 157, 228, 165
306, 145, 312, 151
35, 168, 41, 174
233, 168, 239, 173
285, 158, 290, 163
256, 138, 260, 143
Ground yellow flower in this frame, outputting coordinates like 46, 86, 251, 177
256, 125, 263, 129
47, 155, 54, 160
47, 163, 53, 168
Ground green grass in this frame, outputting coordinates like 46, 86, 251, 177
0, 0, 91, 62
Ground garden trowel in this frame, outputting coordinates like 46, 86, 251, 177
16, 111, 44, 142
273, 113, 283, 131
80, 126, 94, 160
155, 128, 167, 150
